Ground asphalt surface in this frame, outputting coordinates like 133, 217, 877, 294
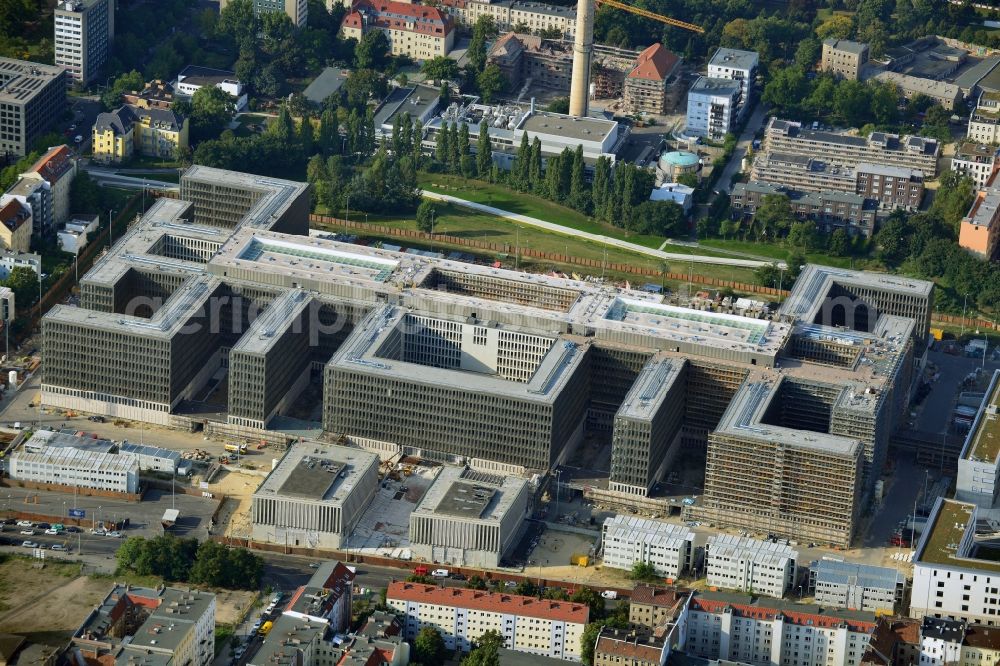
713, 102, 769, 197
917, 348, 1000, 434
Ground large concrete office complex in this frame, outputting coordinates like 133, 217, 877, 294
809, 559, 905, 613
250, 442, 380, 551
0, 58, 66, 158
54, 0, 114, 85
956, 370, 1000, 509
409, 466, 531, 568
705, 535, 798, 598
41, 166, 932, 547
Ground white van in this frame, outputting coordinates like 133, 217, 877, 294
431, 569, 450, 578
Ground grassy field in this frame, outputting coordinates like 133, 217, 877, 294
311, 207, 761, 286
699, 238, 864, 269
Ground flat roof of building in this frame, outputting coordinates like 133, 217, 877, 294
710, 47, 758, 70
181, 165, 310, 231
603, 514, 694, 550
412, 466, 527, 523
616, 356, 684, 421
689, 76, 742, 96
781, 265, 933, 324
25, 428, 116, 454
253, 441, 378, 507
388, 581, 590, 623
915, 498, 1000, 572
517, 110, 617, 142
823, 39, 868, 55
955, 142, 998, 161
961, 370, 1000, 464
12, 444, 138, 475
810, 558, 905, 589
230, 289, 311, 356
0, 57, 63, 104
303, 67, 349, 106
373, 84, 439, 130
251, 614, 327, 666
707, 534, 798, 569
119, 443, 182, 462
177, 65, 239, 87
872, 71, 961, 99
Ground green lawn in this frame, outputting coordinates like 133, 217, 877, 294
699, 238, 865, 269
313, 202, 759, 285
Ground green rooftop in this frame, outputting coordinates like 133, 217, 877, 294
919, 499, 1000, 572
966, 373, 1000, 464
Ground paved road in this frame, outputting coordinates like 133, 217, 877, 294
918, 348, 1000, 433
420, 190, 778, 269
714, 102, 769, 197
82, 165, 179, 192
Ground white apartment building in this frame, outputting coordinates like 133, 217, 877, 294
387, 581, 589, 661
810, 560, 905, 613
602, 515, 694, 579
10, 445, 139, 493
969, 92, 1000, 145
686, 77, 742, 141
956, 370, 1000, 509
952, 143, 1000, 190
54, 0, 114, 85
707, 47, 758, 120
705, 535, 798, 598
920, 617, 966, 666
911, 498, 1000, 626
685, 593, 878, 666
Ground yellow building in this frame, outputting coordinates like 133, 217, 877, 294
0, 200, 32, 253
92, 104, 188, 165
961, 625, 1000, 666
341, 1, 455, 60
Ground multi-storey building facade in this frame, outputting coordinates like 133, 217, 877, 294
705, 535, 798, 598
21, 144, 76, 226
810, 560, 906, 613
685, 592, 878, 666
0, 58, 66, 158
707, 47, 757, 120
387, 581, 589, 660
624, 44, 681, 115
487, 33, 576, 90
437, 0, 576, 38
0, 199, 32, 252
969, 92, 1000, 145
93, 104, 189, 164
341, 1, 455, 60
220, 0, 307, 27
731, 181, 878, 238
686, 77, 741, 140
952, 142, 999, 189
602, 515, 694, 578
10, 443, 139, 492
54, 0, 113, 85
1, 174, 48, 241
960, 181, 1000, 260
956, 371, 1000, 509
821, 39, 869, 80
763, 119, 940, 176
595, 628, 668, 666
629, 586, 687, 631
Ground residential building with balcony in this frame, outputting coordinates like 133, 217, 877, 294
707, 47, 757, 120
730, 181, 878, 238
686, 77, 741, 141
952, 142, 999, 189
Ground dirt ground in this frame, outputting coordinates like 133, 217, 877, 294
212, 588, 258, 626
0, 558, 110, 645
207, 468, 267, 538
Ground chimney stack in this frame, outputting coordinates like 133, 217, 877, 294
569, 0, 594, 117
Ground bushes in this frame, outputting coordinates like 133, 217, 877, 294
116, 535, 264, 590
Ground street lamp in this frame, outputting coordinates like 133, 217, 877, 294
108, 209, 115, 248
961, 293, 969, 338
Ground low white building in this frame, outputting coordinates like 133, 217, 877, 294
387, 581, 589, 660
0, 250, 40, 278
602, 515, 693, 579
686, 592, 878, 666
10, 445, 139, 493
686, 77, 741, 141
705, 534, 798, 598
57, 213, 99, 254
175, 65, 248, 111
650, 182, 694, 212
251, 441, 380, 551
409, 466, 530, 568
119, 442, 181, 473
919, 617, 966, 666
809, 559, 905, 613
956, 370, 1000, 509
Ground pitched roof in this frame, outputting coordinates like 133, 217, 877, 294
629, 43, 679, 81
343, 0, 454, 37
596, 628, 665, 662
27, 145, 74, 182
94, 106, 137, 135
0, 200, 30, 233
630, 585, 684, 608
964, 624, 1000, 650
134, 105, 184, 131
387, 582, 590, 624
689, 595, 877, 633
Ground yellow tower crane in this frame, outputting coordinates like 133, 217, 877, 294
569, 0, 703, 117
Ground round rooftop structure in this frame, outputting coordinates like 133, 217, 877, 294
658, 151, 700, 180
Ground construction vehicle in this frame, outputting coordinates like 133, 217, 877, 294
224, 443, 248, 454
596, 0, 702, 32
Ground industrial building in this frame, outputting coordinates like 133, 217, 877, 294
704, 535, 798, 598
956, 370, 1000, 509
809, 559, 905, 613
0, 58, 66, 157
10, 439, 140, 493
910, 498, 1000, 625
70, 585, 215, 666
763, 119, 940, 177
387, 581, 590, 660
409, 466, 531, 568
54, 0, 114, 85
39, 164, 932, 545
601, 515, 694, 578
250, 441, 380, 551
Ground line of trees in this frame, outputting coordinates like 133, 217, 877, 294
116, 535, 264, 590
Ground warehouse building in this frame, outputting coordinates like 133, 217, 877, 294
809, 559, 905, 613
705, 535, 798, 598
601, 515, 694, 579
250, 441, 380, 551
387, 581, 590, 660
956, 370, 1000, 509
409, 466, 531, 568
10, 444, 139, 493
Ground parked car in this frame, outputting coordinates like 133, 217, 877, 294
51, 544, 67, 551
431, 569, 449, 578
44, 528, 59, 535
450, 573, 467, 581
21, 540, 38, 548
36, 523, 50, 529
19, 529, 34, 535
15, 520, 32, 527
601, 590, 618, 600
106, 531, 123, 538
88, 415, 105, 422
92, 528, 106, 536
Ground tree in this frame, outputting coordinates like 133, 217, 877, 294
753, 194, 794, 241
270, 106, 297, 146
870, 80, 900, 126
569, 145, 587, 211
217, 0, 259, 47
70, 172, 102, 215
101, 70, 145, 110
190, 86, 237, 142
762, 66, 809, 115
300, 114, 315, 156
630, 561, 658, 581
874, 211, 912, 266
635, 201, 686, 237
477, 64, 506, 104
580, 622, 602, 666
815, 14, 854, 39
546, 97, 570, 114
477, 120, 493, 178
355, 30, 390, 70
466, 575, 488, 590
528, 138, 542, 192
462, 630, 504, 666
458, 122, 474, 177
421, 56, 460, 82
829, 228, 850, 256
319, 108, 339, 156
414, 627, 446, 665
570, 587, 605, 618
436, 120, 452, 165
416, 200, 437, 233
467, 16, 498, 72
794, 37, 822, 71
787, 220, 819, 250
